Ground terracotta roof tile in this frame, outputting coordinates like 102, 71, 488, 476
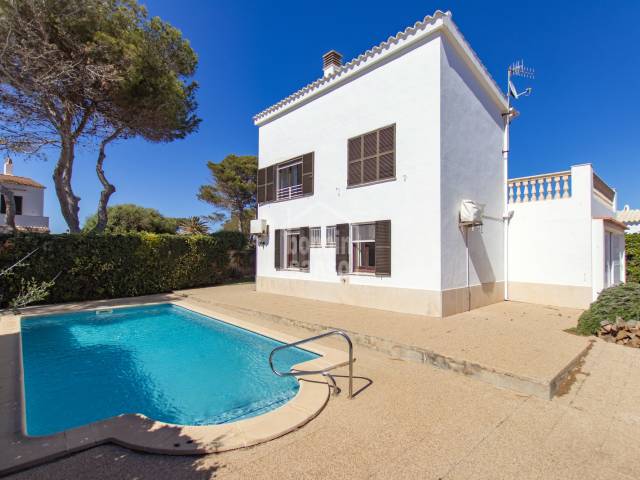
253, 10, 505, 125
0, 174, 45, 189
617, 208, 640, 224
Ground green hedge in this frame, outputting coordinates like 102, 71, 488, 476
576, 282, 640, 335
0, 231, 249, 306
627, 233, 640, 283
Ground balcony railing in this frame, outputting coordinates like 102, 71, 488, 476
277, 183, 303, 200
508, 171, 571, 203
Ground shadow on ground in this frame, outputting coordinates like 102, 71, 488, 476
6, 443, 223, 480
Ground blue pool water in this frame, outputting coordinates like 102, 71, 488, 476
21, 304, 318, 436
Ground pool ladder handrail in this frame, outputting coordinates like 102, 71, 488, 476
268, 330, 354, 399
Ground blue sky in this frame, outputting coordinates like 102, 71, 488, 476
14, 0, 640, 233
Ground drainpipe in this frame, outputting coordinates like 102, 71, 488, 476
502, 108, 510, 301
502, 69, 515, 302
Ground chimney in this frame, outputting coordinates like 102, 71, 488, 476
3, 157, 13, 176
322, 50, 343, 77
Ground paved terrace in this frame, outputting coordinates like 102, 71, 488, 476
177, 284, 591, 399
8, 320, 640, 480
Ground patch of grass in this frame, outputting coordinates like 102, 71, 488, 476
576, 283, 640, 335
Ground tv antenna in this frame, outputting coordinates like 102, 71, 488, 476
508, 60, 534, 100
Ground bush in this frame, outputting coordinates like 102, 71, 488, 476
0, 232, 252, 307
209, 230, 247, 251
627, 233, 640, 283
576, 283, 640, 335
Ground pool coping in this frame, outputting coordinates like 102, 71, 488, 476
0, 296, 349, 475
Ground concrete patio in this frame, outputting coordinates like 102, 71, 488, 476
4, 284, 639, 479
177, 284, 592, 399
7, 324, 640, 480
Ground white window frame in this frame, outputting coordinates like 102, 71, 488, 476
284, 229, 301, 270
350, 222, 376, 274
310, 226, 321, 247
325, 225, 336, 247
277, 160, 303, 200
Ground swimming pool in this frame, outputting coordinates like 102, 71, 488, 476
21, 303, 318, 436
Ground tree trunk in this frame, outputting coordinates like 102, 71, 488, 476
0, 184, 16, 233
53, 136, 81, 232
93, 130, 121, 233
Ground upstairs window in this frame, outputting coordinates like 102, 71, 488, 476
277, 160, 303, 200
258, 153, 314, 204
348, 124, 395, 187
0, 195, 23, 215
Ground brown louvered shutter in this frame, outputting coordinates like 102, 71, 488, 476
302, 153, 314, 196
378, 125, 395, 180
257, 167, 266, 204
348, 137, 362, 186
375, 220, 391, 276
300, 226, 310, 271
335, 223, 350, 274
265, 165, 276, 202
274, 229, 282, 269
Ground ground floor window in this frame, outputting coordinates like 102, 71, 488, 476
351, 223, 376, 273
325, 225, 336, 247
310, 226, 321, 247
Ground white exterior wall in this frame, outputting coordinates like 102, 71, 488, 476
256, 35, 443, 292
507, 164, 621, 308
0, 184, 48, 229
439, 36, 505, 293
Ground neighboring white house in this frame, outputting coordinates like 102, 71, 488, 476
617, 205, 640, 234
252, 11, 624, 315
0, 158, 49, 233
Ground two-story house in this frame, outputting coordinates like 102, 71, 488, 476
0, 158, 49, 233
253, 11, 506, 316
252, 10, 625, 316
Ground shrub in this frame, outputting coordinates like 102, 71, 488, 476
627, 233, 640, 283
0, 232, 252, 307
576, 283, 640, 335
210, 230, 247, 251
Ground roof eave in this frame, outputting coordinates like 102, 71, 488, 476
253, 12, 508, 126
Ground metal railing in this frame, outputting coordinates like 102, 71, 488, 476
277, 183, 303, 200
269, 330, 354, 398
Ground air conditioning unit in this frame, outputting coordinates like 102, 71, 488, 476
459, 200, 484, 226
250, 219, 268, 235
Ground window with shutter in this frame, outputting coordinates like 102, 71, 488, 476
347, 124, 395, 187
258, 152, 315, 205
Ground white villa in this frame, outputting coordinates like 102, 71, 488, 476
0, 158, 49, 233
252, 11, 625, 316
